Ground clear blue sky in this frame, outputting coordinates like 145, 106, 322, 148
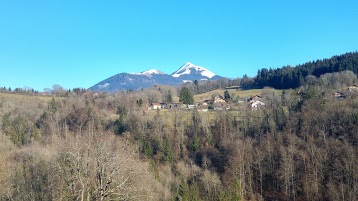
1, 0, 357, 91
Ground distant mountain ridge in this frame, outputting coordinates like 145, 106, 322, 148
89, 62, 224, 92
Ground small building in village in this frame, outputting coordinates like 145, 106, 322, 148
188, 105, 195, 109
148, 103, 162, 110
214, 95, 226, 103
251, 100, 265, 110
348, 85, 358, 91
334, 92, 345, 99
247, 95, 262, 103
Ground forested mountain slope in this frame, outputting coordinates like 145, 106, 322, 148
254, 52, 358, 89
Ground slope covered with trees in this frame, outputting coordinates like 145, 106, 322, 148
1, 69, 358, 200
254, 52, 358, 89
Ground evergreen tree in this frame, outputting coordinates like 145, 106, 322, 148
179, 87, 194, 104
48, 97, 58, 114
162, 136, 174, 163
224, 90, 231, 101
190, 134, 200, 152
166, 90, 173, 103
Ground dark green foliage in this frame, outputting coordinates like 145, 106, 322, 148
255, 52, 358, 89
224, 90, 231, 101
176, 179, 200, 201
179, 87, 194, 104
190, 135, 200, 152
1, 113, 12, 134
230, 179, 243, 201
161, 136, 174, 163
110, 118, 127, 135
177, 178, 190, 201
48, 97, 58, 114
143, 140, 154, 158
189, 182, 200, 201
166, 90, 173, 103
2, 113, 33, 146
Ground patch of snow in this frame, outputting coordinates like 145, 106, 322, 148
171, 62, 216, 78
183, 80, 193, 83
99, 83, 110, 89
130, 69, 165, 77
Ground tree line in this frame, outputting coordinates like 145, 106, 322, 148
254, 51, 358, 89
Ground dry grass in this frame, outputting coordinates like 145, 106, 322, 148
0, 92, 53, 103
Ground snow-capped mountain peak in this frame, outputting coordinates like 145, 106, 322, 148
171, 62, 216, 79
90, 63, 223, 92
140, 69, 164, 77
131, 69, 165, 77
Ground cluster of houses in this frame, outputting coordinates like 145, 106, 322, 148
148, 94, 267, 111
334, 85, 358, 99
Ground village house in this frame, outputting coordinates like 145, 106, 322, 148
187, 105, 195, 109
202, 99, 211, 105
348, 85, 358, 91
251, 100, 265, 110
247, 95, 262, 103
160, 103, 169, 109
334, 92, 345, 99
214, 95, 225, 103
167, 103, 179, 110
148, 103, 162, 110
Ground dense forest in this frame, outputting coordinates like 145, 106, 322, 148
254, 52, 358, 89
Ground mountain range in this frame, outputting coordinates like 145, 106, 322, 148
89, 62, 224, 92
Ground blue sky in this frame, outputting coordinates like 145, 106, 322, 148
0, 0, 357, 91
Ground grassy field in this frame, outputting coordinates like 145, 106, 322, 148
0, 92, 53, 103
194, 88, 283, 102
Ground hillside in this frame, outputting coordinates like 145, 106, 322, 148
252, 51, 358, 89
0, 92, 52, 103
194, 88, 283, 102
1, 77, 358, 200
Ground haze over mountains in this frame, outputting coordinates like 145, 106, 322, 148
89, 62, 224, 92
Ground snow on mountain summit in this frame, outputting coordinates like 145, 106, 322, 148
90, 63, 223, 92
141, 69, 165, 77
131, 69, 165, 77
171, 62, 216, 79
